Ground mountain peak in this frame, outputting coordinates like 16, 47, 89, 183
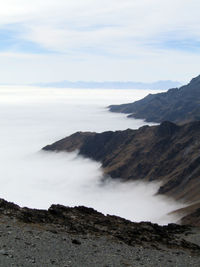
189, 74, 200, 85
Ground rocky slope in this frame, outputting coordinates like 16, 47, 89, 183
43, 121, 200, 226
0, 198, 200, 266
109, 75, 200, 124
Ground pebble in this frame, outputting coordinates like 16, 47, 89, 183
0, 216, 199, 267
72, 239, 81, 245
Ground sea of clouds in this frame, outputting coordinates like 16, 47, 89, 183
0, 86, 184, 224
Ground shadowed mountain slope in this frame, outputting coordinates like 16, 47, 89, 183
109, 75, 200, 124
43, 121, 200, 226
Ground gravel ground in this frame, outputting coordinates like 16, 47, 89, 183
0, 216, 200, 267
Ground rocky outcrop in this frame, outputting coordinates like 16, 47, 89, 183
0, 198, 199, 254
43, 121, 200, 226
109, 75, 200, 124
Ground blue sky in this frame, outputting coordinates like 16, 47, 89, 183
0, 26, 50, 54
0, 0, 200, 84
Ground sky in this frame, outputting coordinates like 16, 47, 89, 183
0, 0, 200, 84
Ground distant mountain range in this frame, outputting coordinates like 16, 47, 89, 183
34, 80, 182, 90
109, 75, 200, 124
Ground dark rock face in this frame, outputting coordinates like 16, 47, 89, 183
43, 121, 200, 226
0, 198, 199, 253
108, 75, 200, 124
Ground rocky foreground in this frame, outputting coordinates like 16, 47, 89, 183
0, 198, 200, 266
43, 120, 200, 227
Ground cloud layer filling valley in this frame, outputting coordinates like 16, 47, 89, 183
0, 86, 184, 224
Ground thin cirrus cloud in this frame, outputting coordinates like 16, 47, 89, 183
0, 26, 51, 54
0, 0, 200, 83
0, 0, 199, 55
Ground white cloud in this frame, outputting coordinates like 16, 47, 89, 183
0, 51, 41, 59
0, 0, 200, 82
0, 86, 184, 224
1, 0, 200, 51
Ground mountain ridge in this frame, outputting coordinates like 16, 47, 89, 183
43, 121, 200, 226
0, 197, 199, 267
109, 75, 200, 124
